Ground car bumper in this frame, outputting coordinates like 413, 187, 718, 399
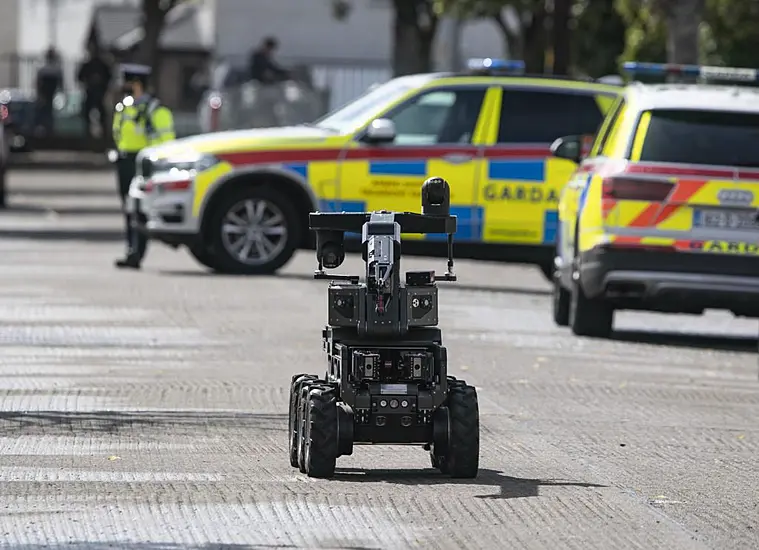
128, 174, 201, 244
579, 246, 759, 315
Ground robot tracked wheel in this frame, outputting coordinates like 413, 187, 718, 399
287, 176, 480, 479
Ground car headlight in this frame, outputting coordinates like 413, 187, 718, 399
152, 153, 219, 174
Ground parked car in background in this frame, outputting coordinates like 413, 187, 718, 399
552, 62, 759, 338
131, 58, 621, 276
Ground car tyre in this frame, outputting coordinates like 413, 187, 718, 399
569, 276, 613, 338
538, 261, 554, 282
552, 273, 570, 326
208, 185, 300, 275
188, 243, 220, 271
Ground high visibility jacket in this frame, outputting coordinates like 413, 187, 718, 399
112, 94, 175, 153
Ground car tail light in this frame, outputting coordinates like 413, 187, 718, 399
144, 179, 191, 193
0, 105, 7, 121
602, 242, 676, 253
602, 177, 673, 201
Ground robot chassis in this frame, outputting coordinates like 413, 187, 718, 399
288, 177, 480, 479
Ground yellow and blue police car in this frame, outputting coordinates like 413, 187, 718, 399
552, 62, 759, 338
130, 58, 621, 275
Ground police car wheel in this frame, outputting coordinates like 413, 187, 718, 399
188, 243, 219, 271
552, 275, 570, 327
209, 186, 300, 274
538, 262, 554, 282
568, 277, 613, 338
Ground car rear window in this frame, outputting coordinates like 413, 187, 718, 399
638, 109, 759, 168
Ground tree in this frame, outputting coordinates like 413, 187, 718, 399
435, 0, 549, 72
391, 0, 440, 75
137, 0, 183, 71
571, 0, 627, 77
615, 0, 703, 64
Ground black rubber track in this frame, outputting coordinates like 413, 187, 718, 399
445, 383, 480, 478
288, 374, 316, 468
304, 386, 339, 479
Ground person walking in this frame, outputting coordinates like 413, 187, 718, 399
111, 63, 175, 269
35, 48, 63, 135
77, 44, 112, 138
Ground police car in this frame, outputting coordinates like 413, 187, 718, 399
130, 58, 620, 275
552, 62, 759, 337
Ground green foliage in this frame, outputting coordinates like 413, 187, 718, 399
706, 0, 759, 67
571, 0, 626, 77
614, 0, 667, 65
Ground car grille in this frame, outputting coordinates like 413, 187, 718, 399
141, 158, 153, 178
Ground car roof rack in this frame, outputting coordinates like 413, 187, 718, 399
622, 61, 759, 87
454, 57, 622, 85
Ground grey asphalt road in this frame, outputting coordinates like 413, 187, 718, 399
0, 170, 758, 549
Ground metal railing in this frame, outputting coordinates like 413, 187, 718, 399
197, 79, 330, 133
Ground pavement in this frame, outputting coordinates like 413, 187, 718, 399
0, 170, 758, 549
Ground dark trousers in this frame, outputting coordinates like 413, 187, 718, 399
116, 153, 148, 260
83, 93, 107, 138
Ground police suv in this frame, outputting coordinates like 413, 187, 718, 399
552, 62, 759, 337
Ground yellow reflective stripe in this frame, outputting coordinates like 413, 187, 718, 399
473, 86, 501, 144
629, 111, 651, 161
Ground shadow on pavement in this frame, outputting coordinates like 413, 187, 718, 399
611, 329, 758, 353
331, 467, 606, 500
3, 545, 370, 550
159, 270, 551, 296
2, 204, 121, 216
0, 410, 287, 435
0, 230, 122, 241
6, 187, 114, 198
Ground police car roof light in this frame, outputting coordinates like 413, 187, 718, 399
622, 62, 759, 82
467, 58, 525, 74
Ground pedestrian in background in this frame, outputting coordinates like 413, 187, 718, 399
249, 37, 290, 84
77, 44, 112, 138
111, 64, 176, 269
35, 47, 63, 135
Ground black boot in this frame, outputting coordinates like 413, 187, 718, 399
114, 254, 141, 269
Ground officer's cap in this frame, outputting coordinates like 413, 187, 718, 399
120, 63, 152, 82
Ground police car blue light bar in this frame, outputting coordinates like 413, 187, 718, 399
622, 62, 759, 82
467, 58, 525, 73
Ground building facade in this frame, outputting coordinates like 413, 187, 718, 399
1, 0, 509, 110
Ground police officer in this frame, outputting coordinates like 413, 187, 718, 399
112, 63, 176, 269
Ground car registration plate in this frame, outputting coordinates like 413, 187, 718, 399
694, 209, 759, 230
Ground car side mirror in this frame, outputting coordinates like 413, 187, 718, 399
550, 135, 583, 164
363, 118, 396, 144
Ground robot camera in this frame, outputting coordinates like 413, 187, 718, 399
421, 177, 451, 217
316, 229, 345, 269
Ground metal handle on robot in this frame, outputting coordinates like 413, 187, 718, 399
310, 176, 458, 281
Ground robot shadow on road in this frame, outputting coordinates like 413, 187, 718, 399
331, 467, 607, 500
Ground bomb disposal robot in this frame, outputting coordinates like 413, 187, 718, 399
288, 177, 479, 479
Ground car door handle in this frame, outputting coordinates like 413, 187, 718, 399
441, 153, 473, 164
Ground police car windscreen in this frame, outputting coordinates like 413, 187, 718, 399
638, 109, 759, 168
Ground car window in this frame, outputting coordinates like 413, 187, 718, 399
313, 76, 436, 133
637, 109, 759, 168
498, 89, 605, 143
590, 97, 625, 157
599, 101, 629, 157
384, 88, 486, 145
